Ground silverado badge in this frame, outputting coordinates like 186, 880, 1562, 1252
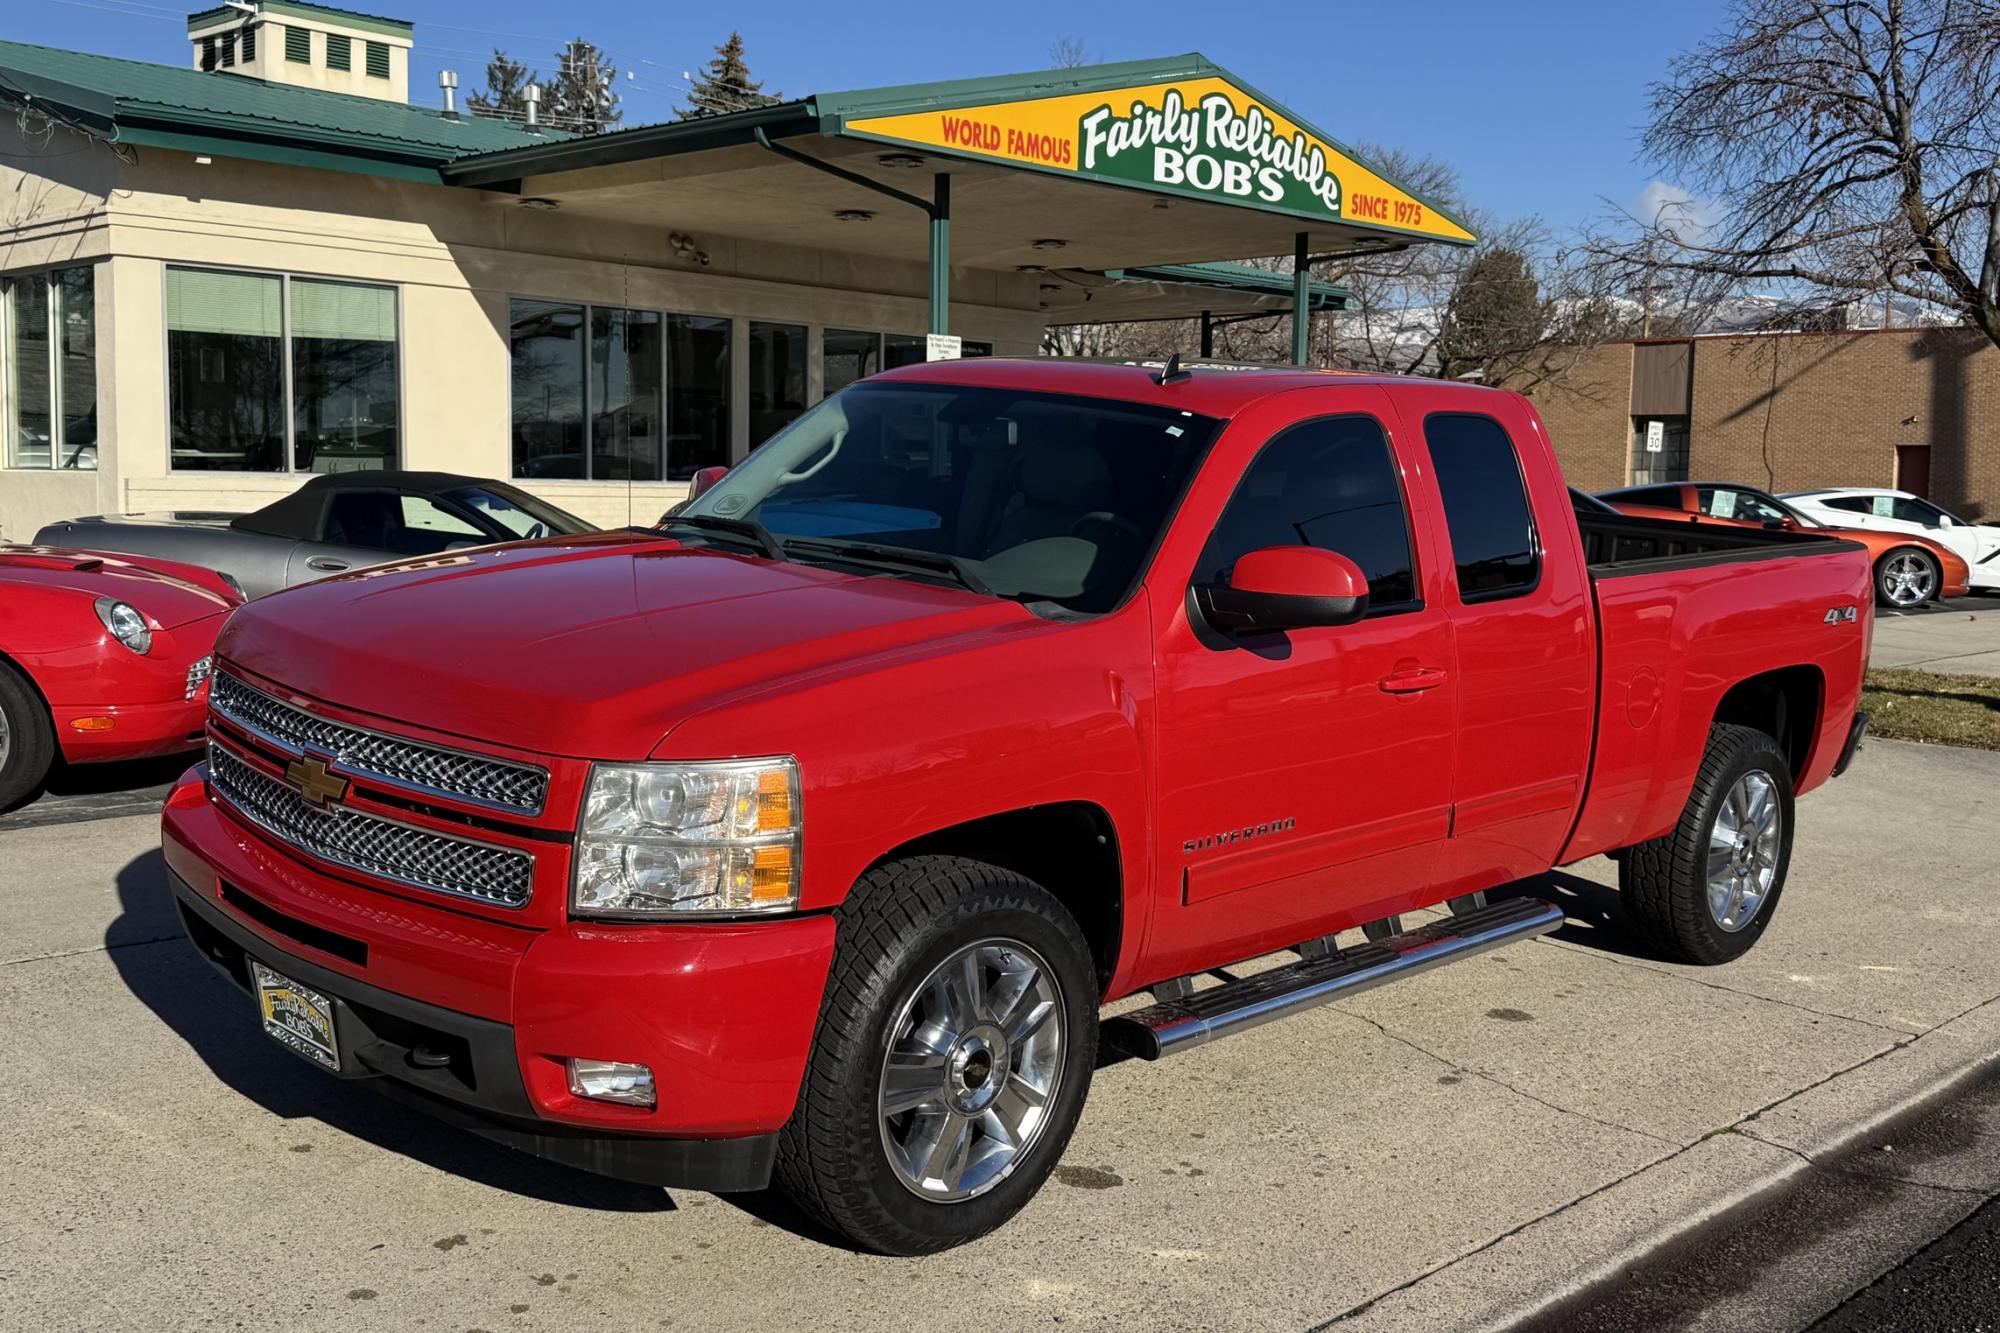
283, 755, 349, 811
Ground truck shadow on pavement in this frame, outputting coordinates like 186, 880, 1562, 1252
106, 848, 675, 1216
1490, 869, 1653, 959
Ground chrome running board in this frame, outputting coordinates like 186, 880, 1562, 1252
1105, 898, 1564, 1060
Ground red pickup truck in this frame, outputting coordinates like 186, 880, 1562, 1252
162, 359, 1871, 1254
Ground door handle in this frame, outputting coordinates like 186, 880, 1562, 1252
305, 557, 350, 572
1378, 666, 1448, 694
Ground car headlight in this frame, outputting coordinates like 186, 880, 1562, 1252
185, 655, 214, 700
573, 757, 801, 917
94, 598, 153, 655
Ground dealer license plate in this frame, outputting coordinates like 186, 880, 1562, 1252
251, 961, 340, 1070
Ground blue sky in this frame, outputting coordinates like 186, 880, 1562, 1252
16, 0, 1730, 233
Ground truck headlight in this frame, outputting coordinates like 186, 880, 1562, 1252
94, 598, 152, 655
573, 757, 801, 917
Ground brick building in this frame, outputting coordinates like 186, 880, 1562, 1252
1525, 326, 2000, 520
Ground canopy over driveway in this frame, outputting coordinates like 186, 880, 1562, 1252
442, 54, 1474, 362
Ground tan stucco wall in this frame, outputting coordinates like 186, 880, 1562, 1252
0, 115, 1048, 539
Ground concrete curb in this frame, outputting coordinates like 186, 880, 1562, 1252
1325, 996, 2000, 1331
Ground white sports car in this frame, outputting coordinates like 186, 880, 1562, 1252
1781, 488, 2000, 593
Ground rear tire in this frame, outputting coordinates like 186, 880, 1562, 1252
0, 661, 56, 812
774, 855, 1099, 1255
1874, 548, 1939, 608
1620, 724, 1795, 965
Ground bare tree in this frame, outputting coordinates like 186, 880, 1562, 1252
1585, 0, 2000, 346
1048, 36, 1096, 69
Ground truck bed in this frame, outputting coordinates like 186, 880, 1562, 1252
1575, 509, 1861, 573
1563, 509, 1872, 864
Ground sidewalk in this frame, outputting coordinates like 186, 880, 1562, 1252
1871, 600, 1999, 676
2, 738, 1996, 1332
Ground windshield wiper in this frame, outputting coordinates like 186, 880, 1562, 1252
654, 515, 788, 562
783, 538, 992, 595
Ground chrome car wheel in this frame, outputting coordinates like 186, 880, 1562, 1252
1707, 770, 1782, 932
1882, 551, 1937, 607
877, 938, 1065, 1202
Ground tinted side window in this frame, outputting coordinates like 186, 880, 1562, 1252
1819, 496, 1874, 516
1424, 413, 1540, 600
1698, 487, 1788, 524
1194, 415, 1418, 611
1620, 484, 1685, 510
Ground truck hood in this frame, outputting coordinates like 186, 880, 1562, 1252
216, 531, 1036, 759
0, 545, 240, 628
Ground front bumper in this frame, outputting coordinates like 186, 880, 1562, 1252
53, 695, 208, 763
161, 770, 837, 1190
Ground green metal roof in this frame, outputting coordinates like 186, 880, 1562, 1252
189, 2, 412, 38
0, 38, 555, 182
1104, 262, 1357, 312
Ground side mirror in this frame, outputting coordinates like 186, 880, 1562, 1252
1196, 546, 1369, 633
687, 465, 729, 501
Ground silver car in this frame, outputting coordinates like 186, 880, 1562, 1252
35, 471, 596, 598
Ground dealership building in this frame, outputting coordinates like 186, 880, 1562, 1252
1530, 325, 2000, 522
0, 2, 1473, 540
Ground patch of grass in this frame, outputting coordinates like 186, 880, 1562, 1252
1860, 667, 2000, 750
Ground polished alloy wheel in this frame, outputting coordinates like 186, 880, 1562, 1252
877, 938, 1065, 1201
1707, 770, 1782, 932
1882, 551, 1937, 607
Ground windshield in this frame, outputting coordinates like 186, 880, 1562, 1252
447, 484, 593, 539
681, 383, 1221, 613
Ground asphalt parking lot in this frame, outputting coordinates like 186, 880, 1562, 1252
2, 730, 1996, 1332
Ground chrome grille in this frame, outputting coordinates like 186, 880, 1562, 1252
207, 739, 534, 908
211, 671, 547, 815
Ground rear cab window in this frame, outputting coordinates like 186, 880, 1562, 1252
1422, 413, 1540, 601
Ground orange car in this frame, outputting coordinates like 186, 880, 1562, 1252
1600, 481, 1971, 609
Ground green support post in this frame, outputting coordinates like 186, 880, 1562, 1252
1291, 231, 1310, 366
929, 173, 951, 336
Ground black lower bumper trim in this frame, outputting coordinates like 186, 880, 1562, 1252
1833, 711, 1869, 778
169, 870, 778, 1193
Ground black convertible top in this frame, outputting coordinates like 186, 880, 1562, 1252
230, 471, 516, 540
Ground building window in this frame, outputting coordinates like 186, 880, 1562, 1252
241, 25, 256, 62
589, 307, 663, 479
1629, 415, 1689, 486
510, 299, 732, 481
325, 32, 351, 71
822, 328, 880, 395
1423, 412, 1541, 601
285, 26, 310, 62
666, 313, 731, 479
167, 266, 399, 474
200, 36, 217, 71
3, 266, 97, 470
749, 321, 807, 447
365, 40, 390, 78
290, 278, 399, 471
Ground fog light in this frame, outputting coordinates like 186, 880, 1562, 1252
566, 1058, 655, 1108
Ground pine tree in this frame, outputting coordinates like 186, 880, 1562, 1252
1436, 248, 1546, 381
547, 38, 622, 136
680, 32, 781, 118
466, 49, 538, 121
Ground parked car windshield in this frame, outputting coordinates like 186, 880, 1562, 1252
445, 484, 593, 539
682, 382, 1222, 613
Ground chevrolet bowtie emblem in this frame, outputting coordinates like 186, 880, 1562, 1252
284, 755, 349, 810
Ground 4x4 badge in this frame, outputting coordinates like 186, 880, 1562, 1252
1823, 605, 1858, 625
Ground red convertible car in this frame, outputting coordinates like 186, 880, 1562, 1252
0, 546, 241, 809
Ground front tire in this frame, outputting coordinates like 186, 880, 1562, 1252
0, 662, 56, 812
1620, 724, 1795, 965
1875, 548, 1939, 608
775, 855, 1099, 1254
